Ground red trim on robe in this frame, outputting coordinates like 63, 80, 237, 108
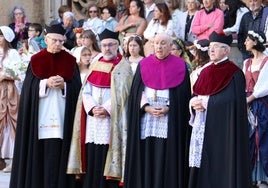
30, 49, 76, 81
80, 103, 87, 173
193, 60, 239, 95
87, 54, 122, 88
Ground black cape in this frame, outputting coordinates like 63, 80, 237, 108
124, 65, 191, 188
10, 61, 81, 188
188, 70, 251, 188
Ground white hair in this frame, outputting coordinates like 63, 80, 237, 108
63, 11, 74, 19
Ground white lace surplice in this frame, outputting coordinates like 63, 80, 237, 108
140, 87, 169, 140
83, 83, 111, 145
189, 95, 209, 168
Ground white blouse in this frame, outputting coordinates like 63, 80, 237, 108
223, 7, 249, 34
143, 19, 174, 40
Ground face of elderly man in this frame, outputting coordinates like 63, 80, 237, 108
153, 33, 172, 59
248, 0, 262, 13
186, 0, 199, 11
101, 38, 119, 60
63, 14, 74, 28
203, 0, 214, 10
45, 33, 65, 54
208, 42, 229, 63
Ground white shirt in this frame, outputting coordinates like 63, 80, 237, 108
223, 7, 249, 34
144, 19, 174, 40
82, 17, 104, 34
144, 3, 156, 18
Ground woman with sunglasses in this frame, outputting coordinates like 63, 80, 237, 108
82, 4, 104, 35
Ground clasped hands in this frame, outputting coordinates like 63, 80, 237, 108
92, 106, 109, 118
191, 98, 205, 112
46, 75, 64, 89
145, 105, 169, 118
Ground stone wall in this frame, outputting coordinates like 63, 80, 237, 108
0, 0, 44, 26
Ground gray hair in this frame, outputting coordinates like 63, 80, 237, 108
10, 5, 26, 20
63, 11, 75, 19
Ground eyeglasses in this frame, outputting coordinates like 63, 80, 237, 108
101, 43, 118, 48
129, 35, 143, 41
89, 10, 98, 13
46, 36, 65, 44
208, 44, 227, 50
81, 53, 91, 57
28, 29, 36, 32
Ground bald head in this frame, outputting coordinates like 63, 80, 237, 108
154, 33, 172, 59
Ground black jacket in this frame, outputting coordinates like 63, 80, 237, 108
238, 7, 263, 58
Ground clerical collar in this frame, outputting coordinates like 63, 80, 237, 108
99, 54, 122, 63
213, 56, 228, 65
204, 6, 216, 14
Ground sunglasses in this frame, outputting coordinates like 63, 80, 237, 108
129, 35, 143, 41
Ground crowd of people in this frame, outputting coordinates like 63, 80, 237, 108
0, 0, 267, 188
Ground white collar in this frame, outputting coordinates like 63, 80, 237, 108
213, 56, 228, 64
145, 3, 156, 12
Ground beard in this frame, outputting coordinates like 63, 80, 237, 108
249, 5, 260, 12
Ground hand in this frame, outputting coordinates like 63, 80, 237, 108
18, 23, 25, 31
46, 75, 64, 89
92, 106, 110, 118
0, 73, 6, 82
18, 47, 24, 55
207, 24, 213, 29
145, 106, 169, 118
128, 23, 136, 28
191, 98, 205, 112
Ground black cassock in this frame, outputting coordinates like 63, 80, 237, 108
189, 61, 251, 188
10, 50, 82, 188
124, 65, 191, 188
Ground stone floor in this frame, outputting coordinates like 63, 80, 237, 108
0, 160, 11, 188
0, 170, 10, 188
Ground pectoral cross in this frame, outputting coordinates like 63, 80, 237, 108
98, 88, 102, 105
153, 90, 157, 102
